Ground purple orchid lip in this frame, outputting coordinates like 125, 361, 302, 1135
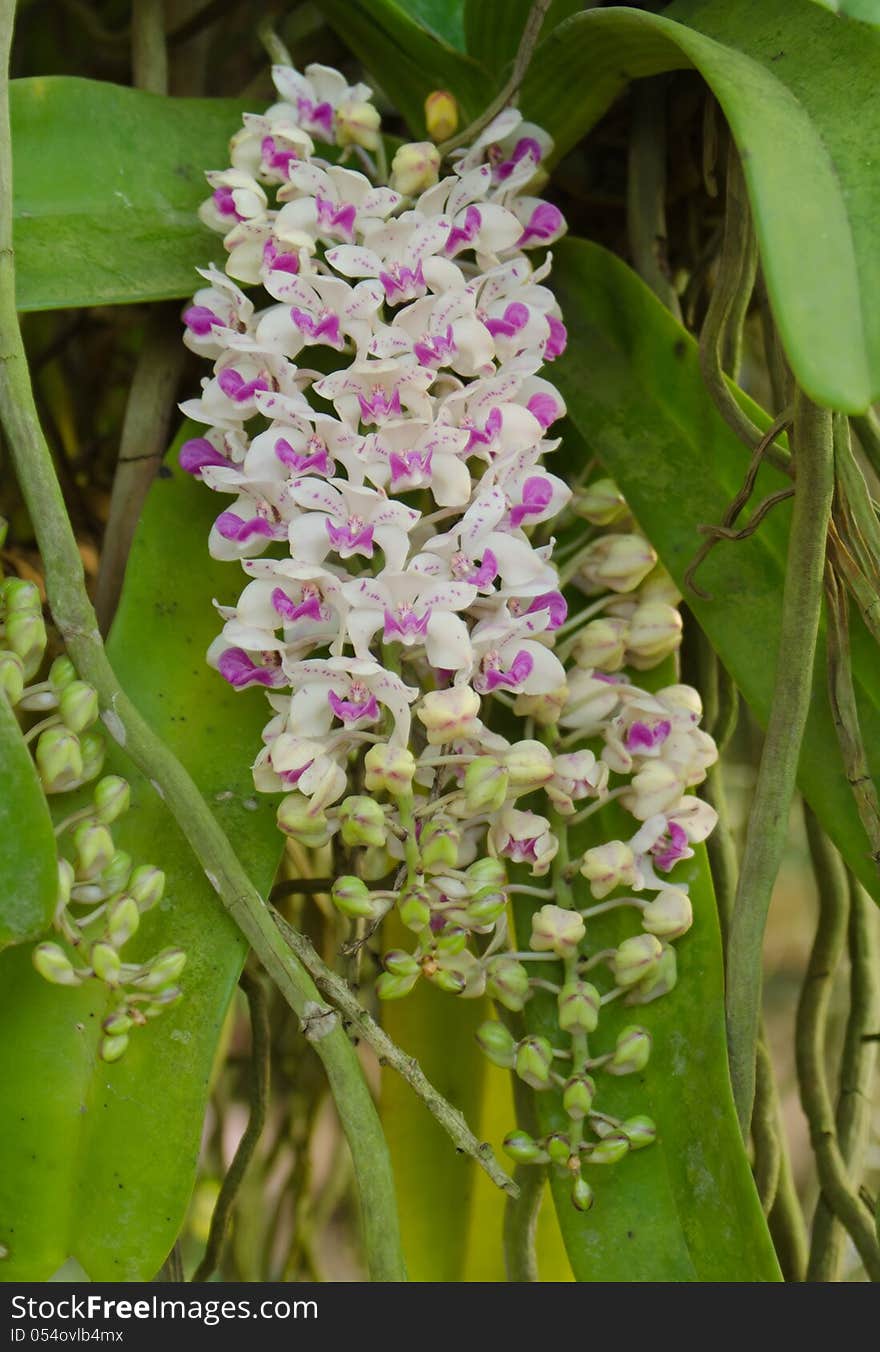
183, 305, 221, 337
263, 239, 299, 274
651, 821, 691, 871
509, 475, 553, 528
357, 387, 403, 423
518, 202, 564, 247
480, 648, 534, 692
493, 136, 543, 182
326, 518, 375, 555
280, 758, 315, 785
274, 437, 330, 475
379, 261, 425, 303
290, 306, 342, 347
271, 587, 323, 623
261, 135, 299, 175
217, 368, 270, 402
215, 511, 276, 543
328, 689, 380, 724
179, 437, 232, 476
383, 607, 430, 641
315, 194, 357, 241
626, 719, 672, 752
468, 548, 499, 589
212, 186, 242, 220
463, 406, 502, 453
445, 205, 481, 255
389, 448, 432, 486
295, 96, 333, 137
526, 590, 567, 630
218, 647, 282, 689
413, 325, 455, 368
526, 392, 559, 429
504, 835, 539, 863
545, 316, 567, 360
485, 302, 529, 340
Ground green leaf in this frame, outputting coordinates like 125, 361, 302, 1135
404, 0, 467, 49
516, 831, 781, 1281
551, 235, 880, 910
0, 431, 281, 1279
463, 0, 582, 77
0, 690, 57, 946
317, 0, 491, 133
12, 78, 248, 311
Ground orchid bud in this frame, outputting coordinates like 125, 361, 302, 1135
579, 840, 641, 899
145, 985, 183, 1011
335, 99, 381, 151
33, 942, 80, 986
420, 817, 460, 872
545, 1132, 571, 1166
417, 685, 481, 745
58, 680, 99, 734
611, 933, 663, 988
639, 565, 680, 607
48, 655, 77, 693
622, 762, 683, 820
486, 955, 530, 1012
426, 963, 468, 995
608, 1025, 652, 1075
623, 1115, 657, 1149
571, 1177, 595, 1212
398, 884, 432, 932
390, 141, 441, 195
425, 89, 458, 142
78, 730, 106, 783
100, 1034, 129, 1063
98, 850, 132, 899
514, 683, 568, 726
464, 756, 509, 812
0, 650, 24, 704
330, 876, 375, 919
102, 1010, 133, 1036
91, 942, 122, 986
626, 601, 683, 668
572, 477, 627, 525
641, 887, 692, 939
129, 865, 165, 912
377, 970, 419, 1000
563, 1074, 596, 1121
135, 947, 187, 991
475, 1020, 516, 1068
466, 858, 507, 891
465, 887, 507, 927
588, 1132, 630, 1165
573, 617, 629, 672
579, 534, 657, 594
505, 740, 554, 793
503, 1130, 548, 1165
54, 856, 74, 921
383, 949, 421, 979
36, 726, 84, 795
363, 743, 416, 795
434, 925, 468, 957
107, 896, 140, 948
558, 980, 601, 1033
6, 610, 46, 677
514, 1035, 554, 1090
530, 904, 585, 958
2, 577, 41, 613
92, 775, 131, 825
338, 795, 387, 848
73, 821, 115, 879
627, 944, 678, 1004
276, 792, 331, 847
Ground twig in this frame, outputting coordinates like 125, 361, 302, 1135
500, 1011, 543, 1281
271, 908, 519, 1200
193, 971, 271, 1282
808, 875, 880, 1280
797, 812, 880, 1280
438, 0, 553, 155
0, 7, 405, 1282
725, 388, 834, 1134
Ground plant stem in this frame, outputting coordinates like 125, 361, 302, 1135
272, 909, 518, 1200
626, 76, 681, 320
751, 1040, 781, 1214
501, 1014, 543, 1283
0, 4, 406, 1282
725, 388, 834, 1134
131, 0, 168, 93
796, 812, 880, 1280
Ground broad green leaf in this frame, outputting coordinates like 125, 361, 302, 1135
405, 0, 467, 49
463, 0, 583, 77
317, 0, 491, 133
11, 78, 247, 311
517, 0, 879, 410
0, 690, 57, 946
0, 432, 281, 1280
515, 831, 780, 1281
551, 236, 880, 910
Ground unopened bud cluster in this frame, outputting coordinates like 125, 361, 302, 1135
183, 64, 719, 1205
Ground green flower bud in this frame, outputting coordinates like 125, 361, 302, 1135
530, 904, 585, 958
420, 818, 460, 872
545, 1132, 572, 1166
558, 980, 600, 1033
571, 1176, 595, 1212
376, 970, 419, 1000
464, 756, 509, 813
98, 850, 132, 899
466, 858, 507, 891
276, 792, 330, 847
54, 856, 74, 921
144, 984, 183, 1011
91, 941, 122, 986
3, 577, 41, 614
48, 655, 77, 692
465, 887, 507, 927
100, 1033, 129, 1063
573, 477, 627, 525
486, 955, 531, 1012
338, 795, 387, 848
383, 949, 421, 978
425, 965, 467, 995
608, 1025, 652, 1076
107, 896, 140, 948
78, 730, 106, 783
641, 887, 692, 940
622, 1115, 657, 1149
102, 1010, 133, 1036
503, 1130, 548, 1165
330, 875, 375, 919
505, 740, 554, 794
398, 884, 432, 932
579, 533, 657, 595
434, 926, 468, 957
129, 864, 165, 912
135, 947, 187, 991
475, 1020, 516, 1068
72, 821, 115, 879
35, 726, 83, 793
588, 1132, 630, 1165
514, 1035, 554, 1090
58, 680, 99, 734
562, 1074, 596, 1121
611, 933, 663, 988
363, 743, 416, 796
627, 945, 678, 1005
0, 649, 24, 704
93, 775, 131, 825
6, 610, 46, 678
359, 844, 396, 882
33, 942, 80, 986
573, 617, 628, 673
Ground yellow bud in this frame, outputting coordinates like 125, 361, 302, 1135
425, 90, 458, 142
390, 141, 441, 196
335, 99, 381, 151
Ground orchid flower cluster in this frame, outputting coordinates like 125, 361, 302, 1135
0, 566, 182, 1064
180, 62, 719, 1210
